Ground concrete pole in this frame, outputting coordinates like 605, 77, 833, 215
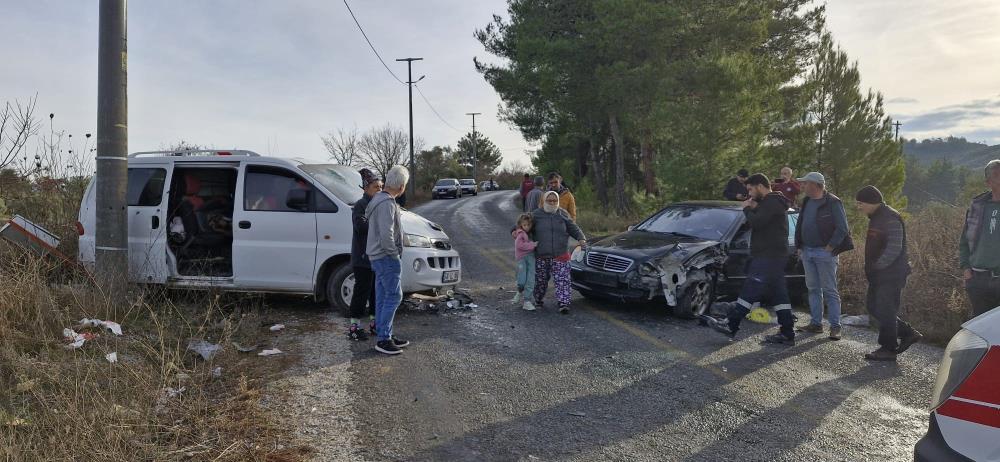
95, 0, 128, 277
467, 112, 480, 180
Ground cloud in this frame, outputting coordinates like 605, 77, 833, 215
897, 97, 1000, 132
886, 97, 919, 104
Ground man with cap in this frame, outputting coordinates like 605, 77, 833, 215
856, 185, 922, 361
723, 169, 750, 201
794, 171, 853, 340
347, 168, 383, 340
960, 159, 1000, 318
707, 173, 797, 345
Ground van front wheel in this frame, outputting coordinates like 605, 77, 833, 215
326, 263, 355, 317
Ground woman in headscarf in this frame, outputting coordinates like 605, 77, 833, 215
531, 191, 586, 314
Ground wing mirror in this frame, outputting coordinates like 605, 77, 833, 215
627, 224, 636, 231
286, 189, 310, 211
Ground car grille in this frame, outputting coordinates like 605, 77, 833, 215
586, 252, 633, 273
427, 256, 459, 269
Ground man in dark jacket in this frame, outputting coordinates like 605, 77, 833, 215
708, 174, 796, 345
856, 185, 922, 361
723, 169, 750, 201
960, 159, 1000, 318
347, 169, 382, 340
794, 171, 853, 340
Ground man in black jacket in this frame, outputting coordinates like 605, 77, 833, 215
723, 169, 750, 201
856, 185, 922, 361
347, 168, 383, 340
708, 174, 796, 345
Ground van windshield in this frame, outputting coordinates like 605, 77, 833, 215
299, 164, 364, 205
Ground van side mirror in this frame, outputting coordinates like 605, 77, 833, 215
286, 189, 310, 211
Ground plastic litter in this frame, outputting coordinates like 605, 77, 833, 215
63, 328, 98, 349
269, 324, 286, 332
186, 340, 222, 361
211, 367, 223, 378
841, 315, 870, 327
105, 352, 118, 363
163, 387, 185, 398
258, 348, 283, 356
79, 318, 123, 336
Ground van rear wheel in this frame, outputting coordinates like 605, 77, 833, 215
326, 263, 354, 317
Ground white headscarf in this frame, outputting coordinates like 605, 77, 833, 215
542, 191, 560, 213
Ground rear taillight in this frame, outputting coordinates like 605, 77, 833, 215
930, 329, 988, 409
75, 221, 85, 236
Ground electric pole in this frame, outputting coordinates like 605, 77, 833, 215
893, 120, 902, 141
96, 0, 128, 277
467, 112, 480, 180
395, 57, 423, 181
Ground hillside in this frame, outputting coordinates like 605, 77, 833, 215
903, 137, 999, 168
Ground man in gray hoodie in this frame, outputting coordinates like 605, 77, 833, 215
365, 165, 411, 355
524, 176, 545, 213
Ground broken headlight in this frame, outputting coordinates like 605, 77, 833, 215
639, 262, 661, 277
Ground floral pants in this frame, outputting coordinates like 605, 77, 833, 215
534, 257, 571, 307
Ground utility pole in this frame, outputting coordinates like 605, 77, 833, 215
95, 0, 128, 278
395, 57, 423, 180
466, 112, 480, 180
893, 120, 902, 141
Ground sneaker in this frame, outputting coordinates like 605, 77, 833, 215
896, 331, 923, 354
828, 326, 842, 341
391, 336, 410, 348
865, 347, 897, 361
534, 299, 544, 309
512, 292, 523, 305
375, 340, 402, 355
522, 300, 536, 311
763, 333, 795, 346
796, 324, 823, 334
368, 320, 377, 337
706, 316, 736, 340
347, 324, 369, 341
558, 306, 570, 315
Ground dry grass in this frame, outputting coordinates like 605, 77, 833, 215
0, 245, 300, 461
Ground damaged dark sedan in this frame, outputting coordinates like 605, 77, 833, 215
570, 201, 805, 318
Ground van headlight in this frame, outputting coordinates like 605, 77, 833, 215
402, 234, 432, 248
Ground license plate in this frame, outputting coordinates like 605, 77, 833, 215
583, 272, 618, 287
442, 270, 459, 283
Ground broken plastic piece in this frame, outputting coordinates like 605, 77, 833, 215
105, 352, 118, 363
79, 318, 123, 336
162, 387, 185, 398
258, 348, 283, 356
269, 324, 285, 332
187, 340, 222, 361
62, 328, 97, 349
211, 367, 222, 378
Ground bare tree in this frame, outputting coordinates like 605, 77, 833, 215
321, 126, 361, 166
358, 124, 409, 180
0, 96, 40, 172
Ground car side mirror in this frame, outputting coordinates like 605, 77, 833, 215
627, 224, 636, 231
286, 189, 310, 211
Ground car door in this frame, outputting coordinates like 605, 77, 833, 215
126, 165, 172, 283
232, 164, 318, 291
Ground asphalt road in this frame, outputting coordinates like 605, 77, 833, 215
291, 190, 941, 462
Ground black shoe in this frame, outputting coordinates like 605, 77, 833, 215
369, 320, 377, 337
896, 331, 923, 354
706, 317, 736, 340
375, 340, 402, 355
558, 306, 570, 315
347, 324, 369, 341
865, 347, 897, 361
391, 336, 410, 348
763, 333, 795, 346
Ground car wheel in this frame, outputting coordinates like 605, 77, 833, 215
673, 277, 715, 319
325, 263, 355, 317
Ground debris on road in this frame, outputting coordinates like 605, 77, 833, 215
258, 348, 283, 356
403, 290, 477, 313
841, 315, 870, 327
746, 307, 774, 324
269, 324, 286, 332
187, 340, 222, 360
568, 411, 587, 417
79, 318, 123, 336
105, 352, 118, 363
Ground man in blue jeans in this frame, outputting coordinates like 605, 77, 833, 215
794, 172, 853, 340
365, 165, 411, 355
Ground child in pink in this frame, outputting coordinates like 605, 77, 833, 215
513, 213, 538, 311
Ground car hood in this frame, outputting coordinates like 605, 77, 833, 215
589, 230, 721, 263
400, 210, 450, 240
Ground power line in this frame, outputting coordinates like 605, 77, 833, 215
414, 83, 462, 132
342, 0, 404, 84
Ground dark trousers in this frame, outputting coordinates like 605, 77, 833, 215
729, 257, 794, 338
865, 279, 915, 351
349, 266, 377, 319
966, 271, 1000, 318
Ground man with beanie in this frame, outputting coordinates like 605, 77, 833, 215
960, 159, 1000, 318
795, 172, 853, 340
707, 173, 796, 345
856, 185, 922, 361
347, 168, 382, 341
723, 169, 750, 201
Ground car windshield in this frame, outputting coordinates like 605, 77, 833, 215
636, 206, 741, 241
299, 164, 364, 205
460, 179, 475, 185
436, 179, 456, 186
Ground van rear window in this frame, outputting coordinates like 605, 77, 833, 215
127, 168, 167, 206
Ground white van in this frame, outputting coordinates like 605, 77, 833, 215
77, 150, 461, 313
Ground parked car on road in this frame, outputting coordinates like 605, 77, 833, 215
431, 178, 462, 199
459, 179, 478, 196
480, 180, 500, 191
77, 150, 461, 315
914, 307, 1000, 462
570, 201, 805, 318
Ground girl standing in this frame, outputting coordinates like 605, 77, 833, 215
513, 214, 539, 311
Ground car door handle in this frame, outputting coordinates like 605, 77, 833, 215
151, 216, 160, 230
238, 220, 251, 229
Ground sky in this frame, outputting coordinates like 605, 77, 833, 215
2, 1, 999, 173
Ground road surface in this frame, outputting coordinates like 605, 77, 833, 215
270, 190, 940, 462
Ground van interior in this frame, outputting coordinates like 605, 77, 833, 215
167, 167, 238, 277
